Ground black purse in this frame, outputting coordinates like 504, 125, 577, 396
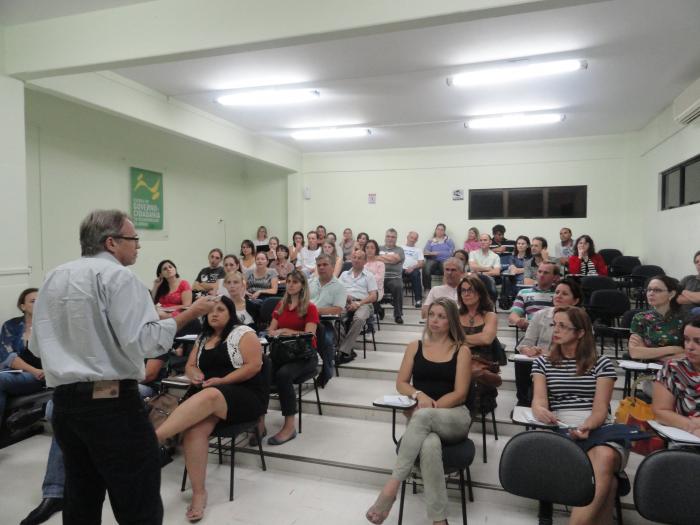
268, 333, 316, 366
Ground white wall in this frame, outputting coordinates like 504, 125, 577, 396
631, 106, 700, 278
300, 135, 634, 253
24, 90, 289, 291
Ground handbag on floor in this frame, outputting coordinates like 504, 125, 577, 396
614, 374, 665, 455
269, 333, 315, 367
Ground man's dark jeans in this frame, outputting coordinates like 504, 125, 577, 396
52, 380, 163, 525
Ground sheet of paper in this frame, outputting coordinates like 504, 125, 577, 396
175, 334, 198, 341
382, 395, 413, 407
649, 420, 700, 444
617, 359, 650, 371
512, 354, 537, 362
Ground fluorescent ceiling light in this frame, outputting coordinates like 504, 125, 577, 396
448, 59, 586, 87
291, 128, 371, 140
217, 88, 319, 106
466, 113, 565, 129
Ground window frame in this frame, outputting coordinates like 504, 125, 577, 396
468, 185, 587, 220
661, 152, 700, 211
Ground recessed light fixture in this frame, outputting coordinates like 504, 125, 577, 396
448, 59, 587, 87
465, 113, 565, 129
217, 88, 320, 106
291, 127, 372, 140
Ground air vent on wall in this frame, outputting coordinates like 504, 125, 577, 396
673, 77, 700, 125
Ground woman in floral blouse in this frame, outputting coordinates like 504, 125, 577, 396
628, 275, 685, 361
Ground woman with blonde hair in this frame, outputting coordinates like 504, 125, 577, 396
366, 298, 472, 525
264, 270, 320, 445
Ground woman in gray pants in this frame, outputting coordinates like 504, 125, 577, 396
366, 297, 472, 525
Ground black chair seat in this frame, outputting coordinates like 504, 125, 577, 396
633, 449, 700, 525
6, 389, 53, 410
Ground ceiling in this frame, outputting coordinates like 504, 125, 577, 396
0, 0, 153, 26
5, 0, 700, 154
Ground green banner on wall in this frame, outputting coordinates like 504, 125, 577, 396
130, 167, 163, 230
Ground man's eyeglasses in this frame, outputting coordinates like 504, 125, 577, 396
113, 235, 140, 242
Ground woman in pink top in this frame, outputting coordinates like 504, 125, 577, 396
463, 226, 480, 252
151, 259, 192, 319
364, 240, 386, 301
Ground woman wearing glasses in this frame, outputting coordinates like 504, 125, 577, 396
628, 275, 685, 361
531, 306, 625, 525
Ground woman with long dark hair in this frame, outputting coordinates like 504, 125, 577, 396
568, 234, 607, 276
239, 240, 256, 272
531, 306, 625, 525
156, 296, 265, 521
151, 259, 192, 319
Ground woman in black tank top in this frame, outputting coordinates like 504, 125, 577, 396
156, 296, 265, 522
366, 298, 472, 525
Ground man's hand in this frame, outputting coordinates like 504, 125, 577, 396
515, 318, 529, 329
31, 368, 45, 381
347, 301, 360, 312
188, 296, 219, 318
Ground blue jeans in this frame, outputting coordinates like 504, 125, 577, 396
317, 321, 336, 380
42, 400, 65, 498
403, 269, 423, 303
691, 306, 700, 317
0, 370, 44, 428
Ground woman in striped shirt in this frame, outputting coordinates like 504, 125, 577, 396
531, 306, 623, 525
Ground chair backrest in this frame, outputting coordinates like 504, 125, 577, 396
609, 256, 641, 276
581, 275, 617, 293
589, 289, 630, 317
620, 308, 642, 328
499, 431, 595, 507
259, 296, 282, 328
631, 264, 665, 279
633, 449, 700, 525
598, 249, 623, 266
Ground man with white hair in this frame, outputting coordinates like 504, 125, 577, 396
421, 257, 464, 319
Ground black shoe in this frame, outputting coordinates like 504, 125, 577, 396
395, 317, 404, 324
21, 498, 64, 525
337, 351, 356, 364
318, 370, 332, 388
414, 300, 422, 308
248, 428, 267, 447
159, 445, 173, 468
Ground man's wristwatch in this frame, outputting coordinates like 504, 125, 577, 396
411, 390, 422, 400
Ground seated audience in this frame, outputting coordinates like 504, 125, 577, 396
379, 229, 406, 324
422, 223, 455, 293
365, 298, 471, 525
341, 228, 355, 261
468, 233, 502, 279
421, 257, 464, 319
514, 278, 583, 406
245, 251, 279, 299
239, 240, 256, 272
402, 231, 425, 308
490, 224, 515, 255
458, 276, 501, 416
223, 271, 260, 330
463, 226, 480, 252
316, 224, 327, 243
289, 230, 305, 264
266, 236, 280, 263
309, 254, 347, 386
151, 259, 192, 319
326, 232, 337, 246
678, 250, 700, 316
508, 262, 559, 330
452, 249, 469, 268
652, 316, 700, 436
296, 231, 321, 276
192, 248, 225, 298
523, 237, 556, 285
338, 250, 378, 364
253, 225, 269, 249
554, 227, 575, 266
628, 275, 685, 361
155, 296, 265, 521
568, 234, 608, 276
216, 255, 241, 296
266, 271, 320, 445
321, 240, 343, 277
531, 306, 626, 525
0, 288, 45, 430
21, 353, 171, 525
271, 244, 295, 281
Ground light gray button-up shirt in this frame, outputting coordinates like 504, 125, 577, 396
31, 252, 177, 387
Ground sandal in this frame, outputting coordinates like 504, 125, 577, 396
365, 492, 395, 524
186, 492, 207, 523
